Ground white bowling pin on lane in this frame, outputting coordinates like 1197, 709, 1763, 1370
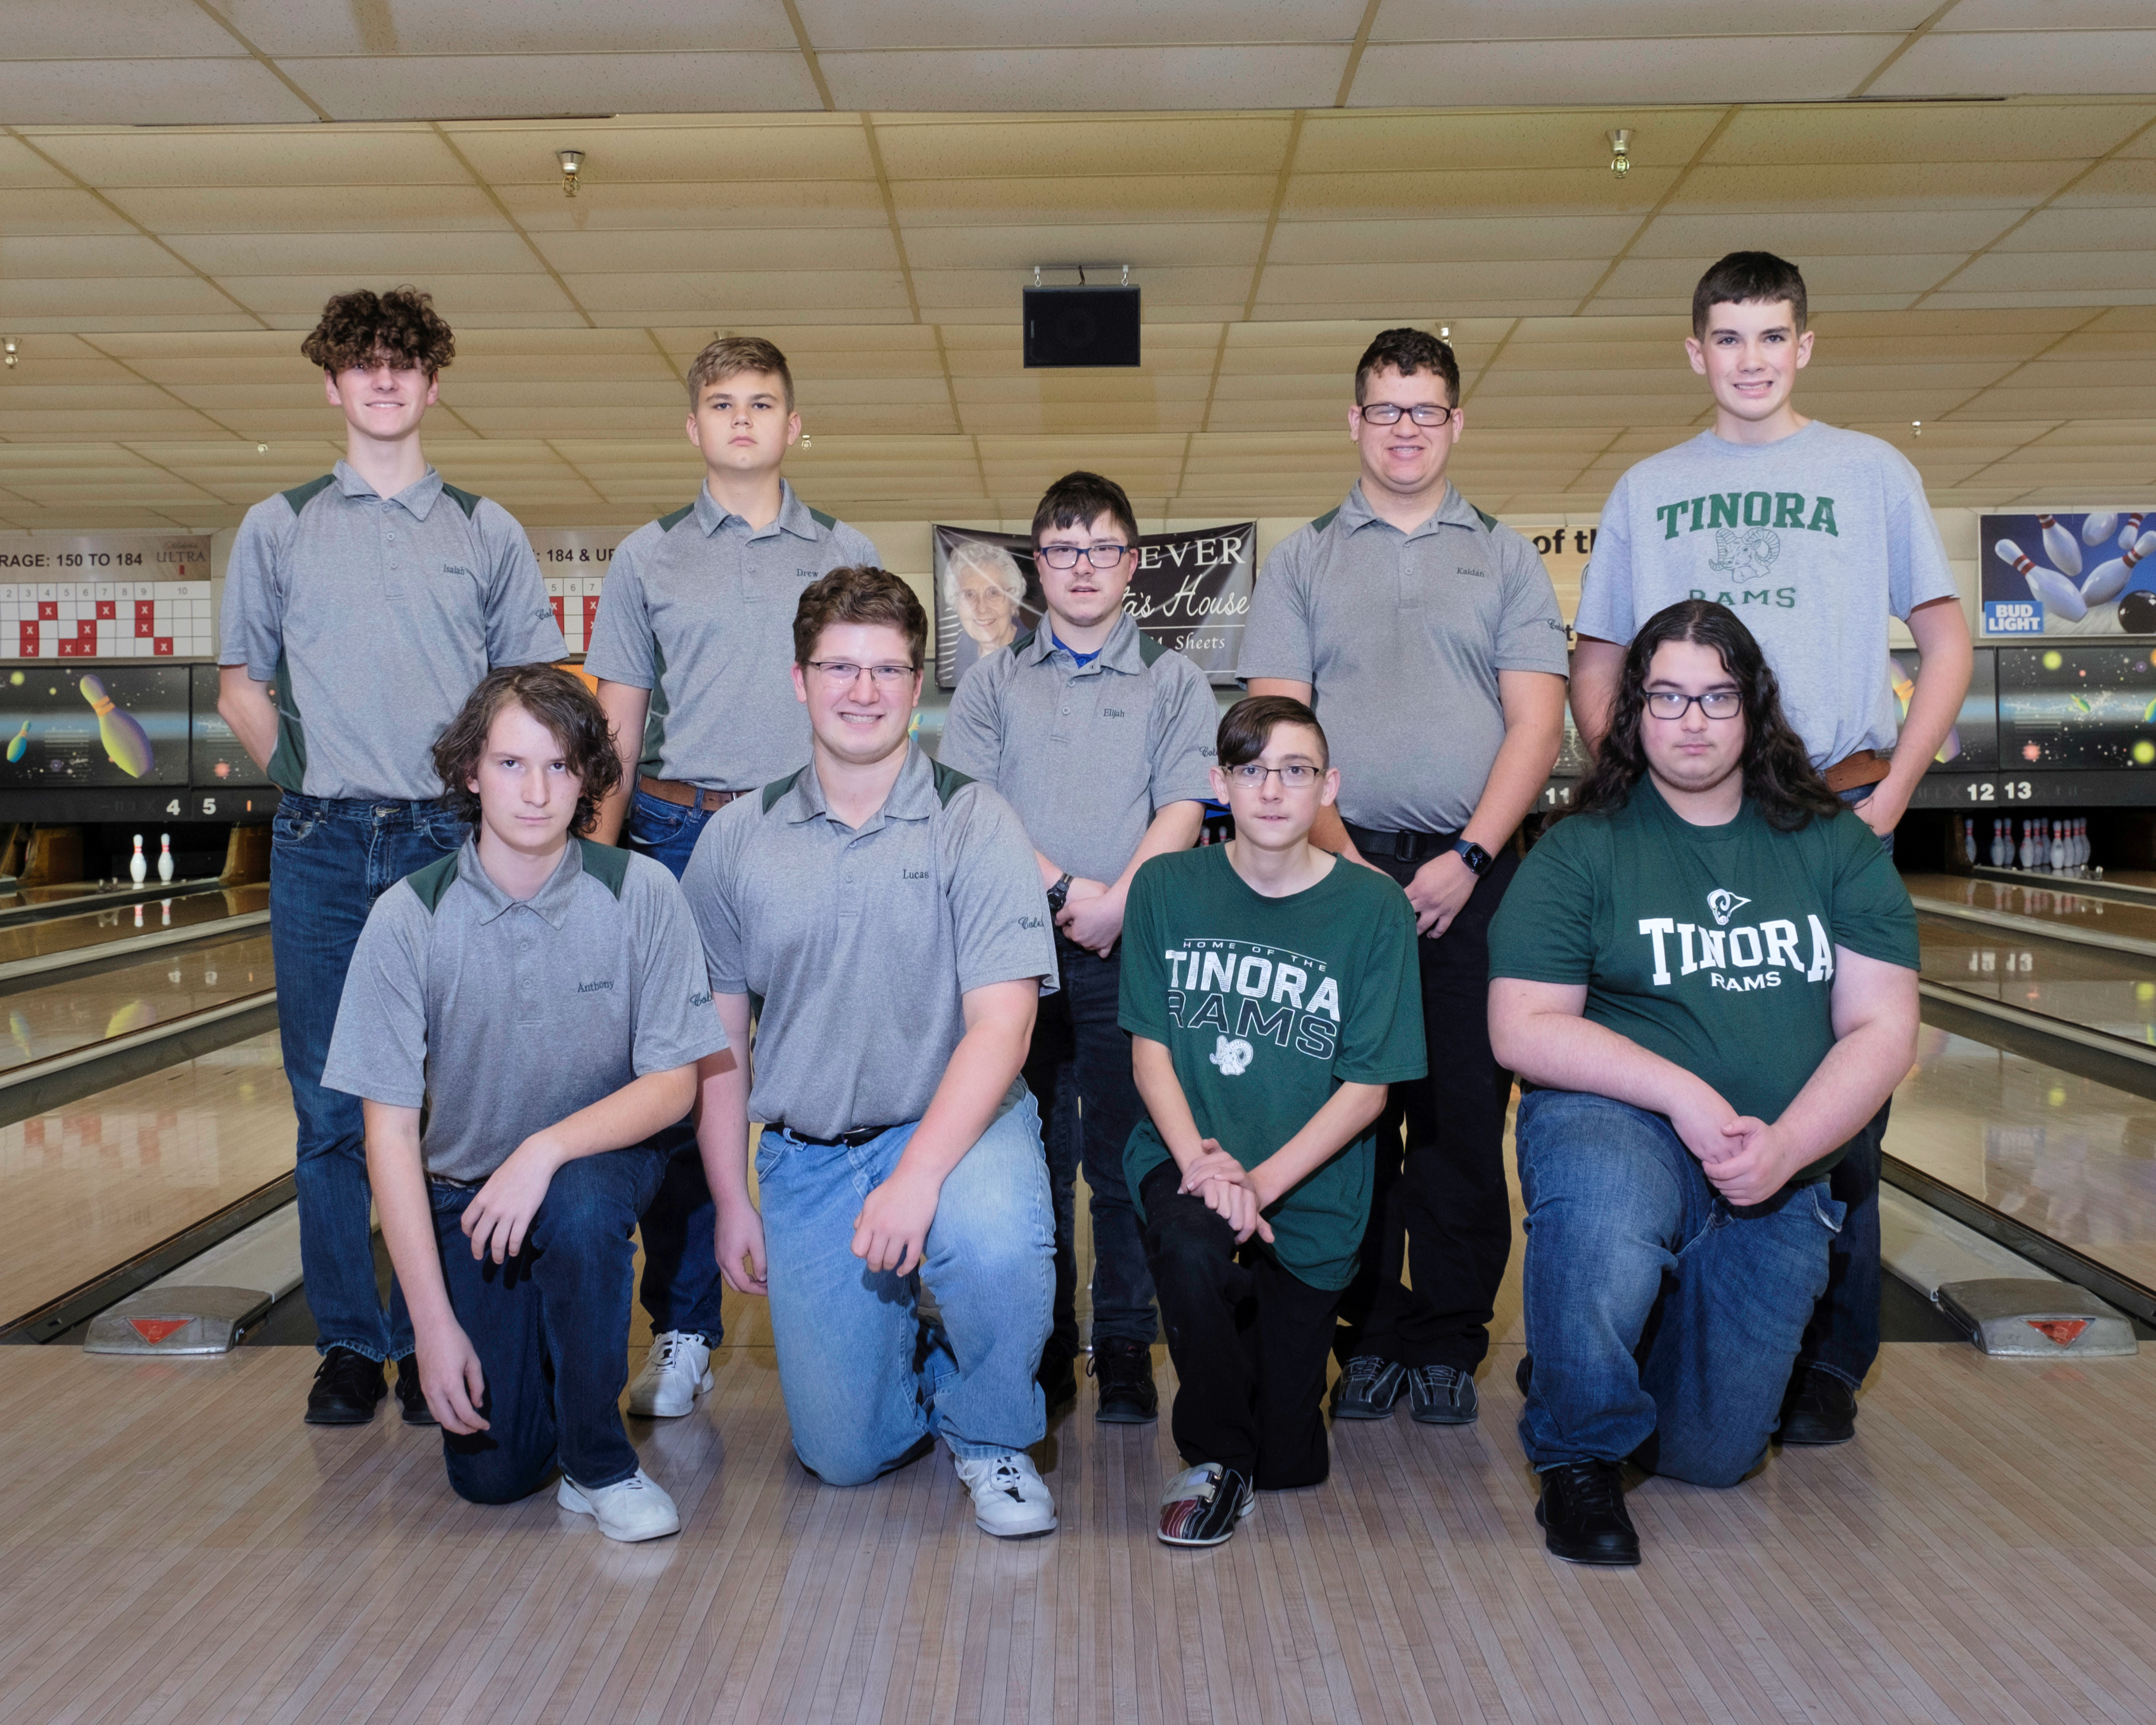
128, 833, 145, 884
2051, 820, 2066, 870
1963, 817, 1977, 865
2039, 514, 2083, 577
2078, 530, 2156, 605
2083, 512, 2118, 546
156, 832, 172, 883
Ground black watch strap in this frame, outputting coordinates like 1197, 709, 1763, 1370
1046, 871, 1073, 912
1452, 839, 1493, 878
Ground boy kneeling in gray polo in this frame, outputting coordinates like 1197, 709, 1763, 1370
323, 665, 724, 1543
681, 566, 1062, 1539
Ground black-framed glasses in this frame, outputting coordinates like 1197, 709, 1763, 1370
806, 660, 916, 686
1037, 543, 1133, 570
1645, 689, 1742, 720
1358, 402, 1456, 427
1225, 762, 1321, 789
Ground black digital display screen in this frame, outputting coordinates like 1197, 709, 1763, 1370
0, 663, 189, 787
1997, 642, 2156, 771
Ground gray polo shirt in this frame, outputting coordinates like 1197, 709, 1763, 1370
1238, 482, 1570, 835
321, 836, 724, 1184
582, 482, 881, 790
937, 613, 1217, 886
681, 743, 1058, 1140
219, 462, 566, 802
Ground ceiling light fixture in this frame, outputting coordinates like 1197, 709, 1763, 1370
557, 149, 584, 197
1439, 325, 1450, 339
1608, 129, 1632, 179
1911, 420, 1923, 437
2, 339, 16, 370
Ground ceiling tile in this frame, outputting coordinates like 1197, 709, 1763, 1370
0, 60, 318, 126
28, 126, 463, 188
220, 0, 801, 56
1349, 37, 1897, 107
280, 54, 825, 122
1371, 1, 1903, 39
823, 49, 1343, 111
1873, 32, 2156, 98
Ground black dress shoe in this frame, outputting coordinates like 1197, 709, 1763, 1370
393, 1357, 436, 1427
1777, 1366, 1857, 1445
1037, 1349, 1078, 1415
306, 1346, 387, 1426
1535, 1460, 1640, 1566
1089, 1337, 1158, 1424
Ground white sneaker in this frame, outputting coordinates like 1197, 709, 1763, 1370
628, 1331, 713, 1418
953, 1450, 1058, 1539
558, 1468, 681, 1542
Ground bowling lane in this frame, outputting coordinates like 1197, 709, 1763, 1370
1903, 871, 2156, 950
1891, 1023, 2156, 1292
0, 882, 267, 972
0, 1029, 292, 1330
0, 929, 272, 1074
1919, 914, 2156, 1044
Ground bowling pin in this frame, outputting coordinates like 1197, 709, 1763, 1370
156, 832, 172, 883
2039, 514, 2083, 577
1997, 538, 2086, 621
2050, 820, 2067, 871
159, 898, 170, 928
2078, 529, 2156, 605
128, 833, 145, 884
78, 674, 153, 778
2122, 513, 2147, 550
1962, 817, 1976, 865
132, 903, 143, 929
2083, 512, 2118, 546
1993, 819, 2008, 867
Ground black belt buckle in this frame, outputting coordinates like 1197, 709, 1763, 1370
773, 1121, 891, 1149
1343, 823, 1456, 866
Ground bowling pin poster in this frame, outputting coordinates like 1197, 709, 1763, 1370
1982, 510, 2156, 638
0, 665, 188, 786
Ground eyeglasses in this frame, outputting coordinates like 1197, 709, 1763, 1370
806, 660, 916, 686
1225, 763, 1321, 789
1037, 543, 1133, 570
1645, 690, 1742, 720
1357, 402, 1456, 427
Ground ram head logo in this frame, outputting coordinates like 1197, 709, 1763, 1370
1706, 889, 1750, 927
1208, 1035, 1254, 1077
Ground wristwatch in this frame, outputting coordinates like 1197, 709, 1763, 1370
1046, 871, 1073, 914
1451, 839, 1493, 878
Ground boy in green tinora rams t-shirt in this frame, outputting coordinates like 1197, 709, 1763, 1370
1119, 696, 1425, 1550
1487, 599, 1918, 1570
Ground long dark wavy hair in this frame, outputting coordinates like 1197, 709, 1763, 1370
432, 663, 621, 838
1573, 599, 1842, 832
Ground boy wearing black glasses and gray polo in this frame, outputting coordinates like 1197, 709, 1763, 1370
940, 471, 1217, 1424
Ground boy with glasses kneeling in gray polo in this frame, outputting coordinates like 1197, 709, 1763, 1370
682, 566, 1062, 1538
323, 665, 723, 1543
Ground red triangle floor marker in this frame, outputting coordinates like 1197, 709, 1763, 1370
127, 1317, 190, 1345
2025, 1318, 2090, 1347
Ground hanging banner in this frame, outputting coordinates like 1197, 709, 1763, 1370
1980, 509, 2156, 636
934, 522, 1254, 690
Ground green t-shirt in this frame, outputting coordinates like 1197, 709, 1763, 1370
1487, 779, 1918, 1182
1118, 844, 1427, 1290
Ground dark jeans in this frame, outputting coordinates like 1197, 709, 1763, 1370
1139, 1161, 1341, 1489
432, 1144, 669, 1504
1336, 838, 1520, 1375
271, 793, 463, 1361
623, 786, 728, 1345
1022, 934, 1157, 1357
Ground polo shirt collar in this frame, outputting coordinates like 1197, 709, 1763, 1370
785, 740, 938, 832
1336, 479, 1478, 540
334, 459, 444, 522
693, 477, 819, 542
1018, 610, 1145, 674
455, 834, 584, 929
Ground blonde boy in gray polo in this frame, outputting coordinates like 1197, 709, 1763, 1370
938, 470, 1214, 1426
583, 334, 878, 1421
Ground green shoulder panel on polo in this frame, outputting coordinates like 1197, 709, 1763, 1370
574, 836, 631, 900
656, 502, 696, 532
280, 474, 336, 514
405, 850, 462, 913
1136, 631, 1167, 667
1470, 503, 1501, 533
930, 759, 973, 806
1308, 506, 1340, 534
265, 646, 308, 794
762, 767, 806, 814
1009, 628, 1036, 656
439, 483, 482, 520
809, 505, 838, 531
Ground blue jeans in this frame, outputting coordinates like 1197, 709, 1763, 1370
756, 1093, 1055, 1484
431, 1145, 669, 1504
272, 793, 463, 1361
623, 786, 728, 1345
1022, 935, 1157, 1354
1516, 1090, 1845, 1488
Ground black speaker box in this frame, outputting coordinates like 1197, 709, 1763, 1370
1022, 285, 1141, 368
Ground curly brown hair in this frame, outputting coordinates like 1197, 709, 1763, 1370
1572, 599, 1842, 833
431, 664, 621, 838
301, 286, 457, 376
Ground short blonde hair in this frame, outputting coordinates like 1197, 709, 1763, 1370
941, 539, 1027, 609
686, 334, 793, 409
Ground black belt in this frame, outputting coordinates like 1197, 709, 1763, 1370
769, 1121, 894, 1149
1340, 821, 1460, 866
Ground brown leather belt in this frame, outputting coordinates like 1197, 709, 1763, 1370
1822, 749, 1891, 796
639, 775, 742, 813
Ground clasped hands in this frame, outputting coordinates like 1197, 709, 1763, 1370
1668, 1089, 1805, 1210
1178, 1139, 1274, 1244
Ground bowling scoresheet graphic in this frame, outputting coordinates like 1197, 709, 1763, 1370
530, 528, 622, 656
0, 531, 213, 659
1981, 510, 2156, 638
0, 665, 189, 786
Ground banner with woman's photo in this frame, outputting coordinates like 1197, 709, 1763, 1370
934, 522, 1256, 689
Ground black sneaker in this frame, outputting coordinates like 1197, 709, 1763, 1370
393, 1356, 436, 1428
1329, 1354, 1406, 1420
1156, 1462, 1254, 1548
1406, 1363, 1478, 1425
1776, 1366, 1857, 1446
1535, 1460, 1640, 1566
305, 1346, 387, 1426
1089, 1337, 1158, 1424
1037, 1348, 1078, 1416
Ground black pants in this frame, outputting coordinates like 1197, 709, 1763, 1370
1139, 1161, 1342, 1489
1336, 841, 1519, 1375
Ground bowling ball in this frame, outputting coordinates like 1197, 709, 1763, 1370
2119, 591, 2156, 634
